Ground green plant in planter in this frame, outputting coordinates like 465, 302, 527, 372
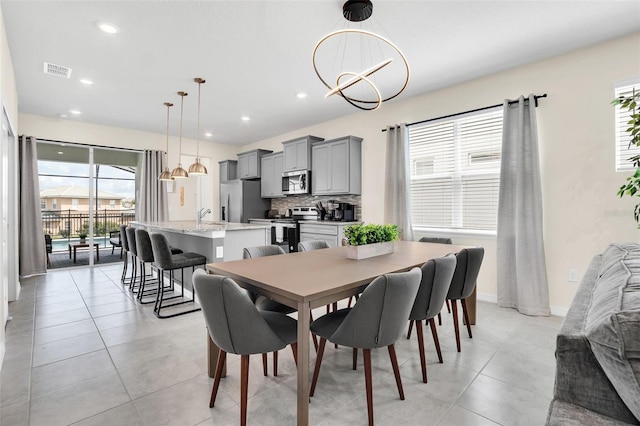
344, 223, 399, 246
78, 232, 88, 240
614, 89, 640, 225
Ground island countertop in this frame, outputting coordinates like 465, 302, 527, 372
132, 220, 270, 237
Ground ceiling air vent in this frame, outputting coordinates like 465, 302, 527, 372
43, 62, 72, 79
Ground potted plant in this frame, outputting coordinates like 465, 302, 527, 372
614, 89, 640, 226
343, 223, 399, 260
78, 232, 87, 244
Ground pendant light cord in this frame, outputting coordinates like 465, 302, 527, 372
196, 81, 201, 158
179, 92, 185, 164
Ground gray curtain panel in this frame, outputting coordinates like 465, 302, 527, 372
136, 150, 169, 223
384, 124, 413, 241
19, 135, 46, 277
497, 95, 550, 316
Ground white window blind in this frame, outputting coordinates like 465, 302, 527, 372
408, 108, 503, 231
615, 83, 640, 172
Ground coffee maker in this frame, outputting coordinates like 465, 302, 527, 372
334, 202, 355, 221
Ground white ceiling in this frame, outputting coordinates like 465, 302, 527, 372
2, 1, 639, 146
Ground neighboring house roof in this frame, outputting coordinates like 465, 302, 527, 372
40, 185, 125, 200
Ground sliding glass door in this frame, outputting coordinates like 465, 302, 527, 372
38, 142, 139, 268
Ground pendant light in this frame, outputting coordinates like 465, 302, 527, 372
158, 102, 174, 181
171, 91, 189, 179
188, 77, 208, 175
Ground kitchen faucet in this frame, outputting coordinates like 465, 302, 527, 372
196, 208, 211, 227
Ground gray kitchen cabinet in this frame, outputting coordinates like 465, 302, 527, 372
282, 135, 324, 172
237, 149, 272, 179
261, 152, 284, 198
299, 223, 347, 248
218, 160, 237, 182
311, 136, 362, 195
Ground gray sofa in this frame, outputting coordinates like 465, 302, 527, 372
547, 243, 640, 425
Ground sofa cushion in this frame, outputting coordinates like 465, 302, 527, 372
547, 400, 639, 426
585, 243, 640, 421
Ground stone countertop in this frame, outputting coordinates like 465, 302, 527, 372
132, 220, 270, 237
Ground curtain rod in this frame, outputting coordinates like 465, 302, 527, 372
381, 93, 547, 132
25, 136, 144, 153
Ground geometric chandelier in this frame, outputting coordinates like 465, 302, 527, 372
312, 0, 410, 111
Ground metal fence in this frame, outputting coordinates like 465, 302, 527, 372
42, 209, 135, 244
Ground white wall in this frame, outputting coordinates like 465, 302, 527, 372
0, 3, 19, 369
18, 114, 238, 222
16, 32, 640, 312
241, 32, 640, 313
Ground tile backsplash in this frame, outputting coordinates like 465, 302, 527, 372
271, 195, 362, 220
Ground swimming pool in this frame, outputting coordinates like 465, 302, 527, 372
50, 236, 111, 252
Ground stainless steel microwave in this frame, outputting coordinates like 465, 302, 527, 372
282, 170, 310, 195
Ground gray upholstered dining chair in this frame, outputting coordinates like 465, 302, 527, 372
446, 247, 484, 352
192, 269, 297, 426
418, 236, 453, 322
297, 240, 330, 252
125, 227, 139, 291
309, 267, 422, 426
243, 244, 300, 375
407, 254, 456, 383
149, 232, 206, 318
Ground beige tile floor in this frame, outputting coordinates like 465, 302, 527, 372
0, 263, 562, 425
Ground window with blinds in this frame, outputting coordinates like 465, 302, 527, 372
408, 108, 503, 232
615, 83, 640, 172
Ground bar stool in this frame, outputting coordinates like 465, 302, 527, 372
134, 229, 166, 304
150, 232, 206, 318
120, 224, 130, 285
125, 227, 140, 292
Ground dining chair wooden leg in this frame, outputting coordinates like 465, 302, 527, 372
262, 353, 268, 376
363, 348, 374, 426
429, 318, 443, 363
388, 344, 405, 400
446, 299, 451, 313
353, 348, 358, 370
310, 337, 327, 397
438, 312, 442, 326
415, 319, 428, 383
290, 343, 298, 366
461, 299, 473, 338
312, 333, 318, 352
273, 350, 278, 376
406, 320, 414, 339
210, 350, 227, 408
451, 299, 461, 352
240, 354, 250, 426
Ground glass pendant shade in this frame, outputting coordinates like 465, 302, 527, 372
171, 91, 189, 179
188, 158, 207, 175
188, 77, 208, 176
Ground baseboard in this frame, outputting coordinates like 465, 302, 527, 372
477, 292, 497, 303
477, 292, 568, 317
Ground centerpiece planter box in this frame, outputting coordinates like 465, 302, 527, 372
346, 241, 394, 260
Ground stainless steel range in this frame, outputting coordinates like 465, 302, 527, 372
248, 206, 317, 252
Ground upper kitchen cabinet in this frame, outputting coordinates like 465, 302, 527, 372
311, 136, 362, 195
237, 149, 273, 179
218, 160, 237, 182
261, 152, 285, 198
282, 135, 324, 172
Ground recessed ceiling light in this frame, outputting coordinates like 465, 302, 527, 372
241, 116, 250, 122
69, 110, 82, 115
296, 92, 307, 99
58, 113, 68, 119
98, 23, 119, 34
204, 132, 213, 137
57, 151, 64, 155
79, 79, 94, 85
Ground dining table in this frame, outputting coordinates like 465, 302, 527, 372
205, 240, 472, 426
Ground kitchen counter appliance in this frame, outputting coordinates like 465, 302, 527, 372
248, 206, 317, 253
282, 170, 311, 195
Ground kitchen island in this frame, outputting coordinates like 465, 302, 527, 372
132, 220, 270, 263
